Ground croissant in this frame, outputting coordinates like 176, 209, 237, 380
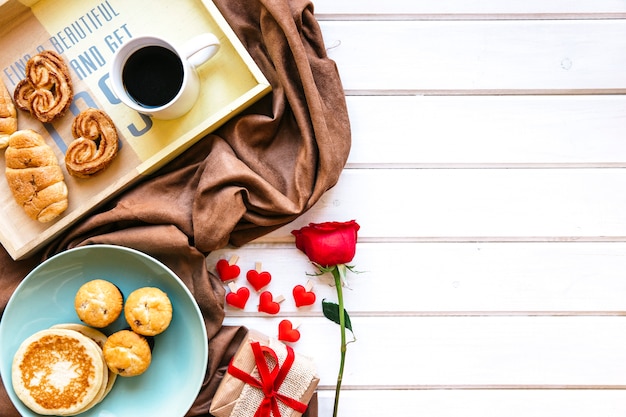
13, 50, 73, 123
0, 80, 17, 149
5, 129, 68, 222
65, 108, 119, 178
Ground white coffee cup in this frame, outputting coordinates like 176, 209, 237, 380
110, 33, 220, 120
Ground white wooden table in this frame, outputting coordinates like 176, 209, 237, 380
207, 1, 626, 415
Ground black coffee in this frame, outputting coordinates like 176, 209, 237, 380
122, 45, 184, 108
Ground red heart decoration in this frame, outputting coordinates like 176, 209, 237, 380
258, 291, 281, 314
278, 319, 300, 343
216, 259, 240, 282
225, 287, 250, 309
246, 270, 272, 292
292, 285, 316, 307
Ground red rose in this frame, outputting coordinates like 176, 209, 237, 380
292, 220, 361, 417
291, 220, 360, 267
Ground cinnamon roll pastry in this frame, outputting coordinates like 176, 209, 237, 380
13, 50, 73, 123
65, 108, 119, 178
0, 80, 17, 149
5, 129, 68, 222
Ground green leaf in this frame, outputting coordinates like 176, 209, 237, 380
322, 299, 354, 334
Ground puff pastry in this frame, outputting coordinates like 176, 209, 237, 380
0, 80, 17, 149
65, 108, 119, 178
13, 50, 73, 123
5, 129, 68, 222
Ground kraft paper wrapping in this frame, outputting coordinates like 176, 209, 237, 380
210, 331, 319, 417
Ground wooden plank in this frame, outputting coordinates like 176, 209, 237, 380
320, 20, 626, 93
315, 390, 626, 417
223, 3, 626, 417
313, 0, 626, 18
221, 316, 626, 387
257, 169, 626, 241
345, 95, 626, 167
207, 242, 626, 314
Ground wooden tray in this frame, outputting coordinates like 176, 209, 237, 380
0, 0, 271, 260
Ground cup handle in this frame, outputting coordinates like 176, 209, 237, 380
182, 33, 221, 67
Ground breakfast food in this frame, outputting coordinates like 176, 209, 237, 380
102, 330, 152, 377
74, 279, 124, 328
124, 287, 173, 336
10, 281, 174, 414
0, 80, 17, 149
65, 108, 119, 178
11, 328, 107, 416
50, 323, 118, 398
13, 50, 73, 123
50, 323, 108, 349
5, 129, 69, 222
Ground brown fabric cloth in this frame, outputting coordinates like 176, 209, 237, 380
0, 0, 350, 415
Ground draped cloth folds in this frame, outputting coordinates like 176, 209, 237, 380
0, 0, 350, 415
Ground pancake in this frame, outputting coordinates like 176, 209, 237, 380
65, 344, 108, 416
50, 323, 118, 401
12, 328, 105, 416
66, 338, 108, 416
50, 323, 107, 349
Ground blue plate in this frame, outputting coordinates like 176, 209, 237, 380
0, 244, 208, 416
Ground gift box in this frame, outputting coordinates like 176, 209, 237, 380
210, 330, 319, 417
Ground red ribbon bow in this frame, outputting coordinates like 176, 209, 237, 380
228, 341, 308, 417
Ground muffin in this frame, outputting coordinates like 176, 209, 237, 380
103, 330, 152, 377
124, 287, 172, 336
74, 279, 123, 327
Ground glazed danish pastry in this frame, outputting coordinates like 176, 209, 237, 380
5, 129, 69, 222
13, 50, 73, 123
0, 81, 17, 149
65, 108, 119, 178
